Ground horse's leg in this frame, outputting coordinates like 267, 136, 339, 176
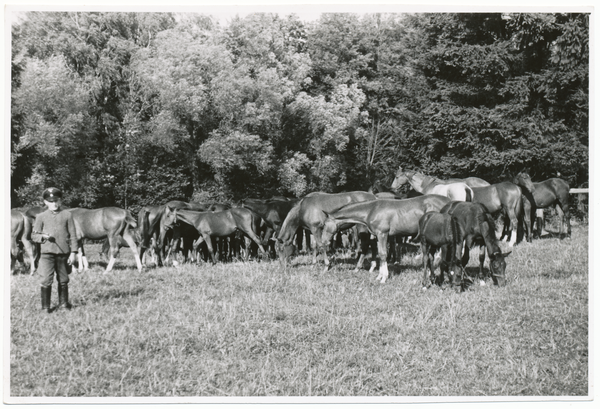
354, 231, 369, 271
375, 233, 389, 283
564, 202, 571, 238
307, 226, 329, 272
238, 224, 267, 260
21, 238, 36, 275
192, 236, 206, 264
478, 247, 486, 286
202, 234, 217, 264
10, 236, 18, 274
388, 236, 396, 264
243, 236, 253, 261
354, 254, 366, 272
556, 201, 571, 238
461, 245, 470, 269
507, 209, 518, 247
312, 239, 318, 265
436, 245, 449, 287
77, 241, 89, 272
123, 232, 143, 271
368, 234, 378, 273
104, 235, 119, 273
536, 208, 545, 237
522, 197, 532, 242
421, 241, 432, 289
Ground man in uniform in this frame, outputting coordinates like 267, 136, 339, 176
32, 188, 78, 313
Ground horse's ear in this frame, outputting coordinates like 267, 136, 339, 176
503, 251, 512, 257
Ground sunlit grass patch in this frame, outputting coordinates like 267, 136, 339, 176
10, 225, 588, 397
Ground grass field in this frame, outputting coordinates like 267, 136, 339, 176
8, 222, 589, 400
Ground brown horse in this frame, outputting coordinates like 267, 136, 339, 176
391, 169, 474, 202
440, 202, 511, 287
68, 207, 142, 272
471, 182, 528, 246
161, 207, 266, 264
138, 200, 215, 266
320, 195, 452, 283
277, 191, 377, 271
512, 172, 571, 239
417, 212, 464, 289
11, 209, 37, 275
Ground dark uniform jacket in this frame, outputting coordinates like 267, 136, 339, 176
32, 209, 78, 254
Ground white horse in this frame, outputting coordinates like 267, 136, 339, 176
392, 169, 474, 202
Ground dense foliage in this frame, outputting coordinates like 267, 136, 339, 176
11, 12, 589, 209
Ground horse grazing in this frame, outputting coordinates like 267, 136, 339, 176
243, 198, 300, 242
320, 195, 452, 283
417, 212, 463, 290
68, 207, 142, 272
11, 209, 37, 275
513, 171, 571, 239
471, 182, 527, 247
391, 168, 474, 202
440, 201, 511, 287
277, 191, 376, 271
162, 207, 267, 264
138, 200, 214, 267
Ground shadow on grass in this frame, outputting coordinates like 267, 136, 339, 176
533, 231, 570, 240
74, 260, 137, 271
80, 286, 146, 307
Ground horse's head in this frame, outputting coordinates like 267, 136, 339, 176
489, 250, 511, 287
162, 206, 178, 230
321, 212, 339, 249
513, 171, 535, 193
276, 238, 297, 270
446, 260, 465, 289
391, 167, 411, 190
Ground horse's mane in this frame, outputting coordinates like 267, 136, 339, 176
278, 199, 302, 244
475, 204, 501, 255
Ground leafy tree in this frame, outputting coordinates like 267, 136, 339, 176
402, 13, 588, 185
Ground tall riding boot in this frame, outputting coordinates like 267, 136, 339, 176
57, 283, 72, 310
41, 285, 51, 313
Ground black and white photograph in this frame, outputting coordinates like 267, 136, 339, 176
4, 0, 595, 406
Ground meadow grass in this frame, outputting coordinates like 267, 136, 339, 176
9, 224, 588, 398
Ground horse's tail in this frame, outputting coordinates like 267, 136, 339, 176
244, 207, 264, 236
123, 209, 137, 230
465, 186, 474, 202
140, 208, 151, 249
448, 214, 461, 263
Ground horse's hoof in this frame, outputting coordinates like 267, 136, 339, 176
479, 280, 486, 286
422, 286, 428, 291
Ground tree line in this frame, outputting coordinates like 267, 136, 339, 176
11, 12, 589, 211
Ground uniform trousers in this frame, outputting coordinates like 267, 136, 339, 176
38, 253, 70, 288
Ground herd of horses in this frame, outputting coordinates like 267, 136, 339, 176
11, 168, 573, 291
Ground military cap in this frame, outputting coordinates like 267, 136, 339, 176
42, 187, 63, 202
